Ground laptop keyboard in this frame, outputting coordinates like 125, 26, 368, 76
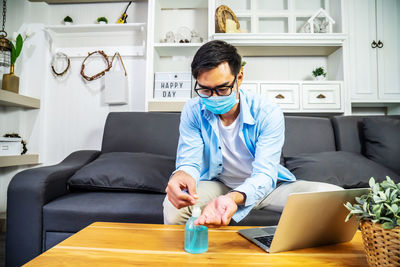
254, 235, 274, 247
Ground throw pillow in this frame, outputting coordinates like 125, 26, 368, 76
284, 151, 399, 188
68, 152, 175, 193
363, 117, 400, 175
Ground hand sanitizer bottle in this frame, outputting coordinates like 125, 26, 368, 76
184, 206, 208, 254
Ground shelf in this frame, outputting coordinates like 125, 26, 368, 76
212, 33, 346, 56
154, 43, 204, 56
0, 154, 40, 168
148, 100, 187, 112
0, 89, 40, 109
46, 23, 146, 34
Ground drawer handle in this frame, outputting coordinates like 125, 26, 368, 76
275, 94, 285, 99
316, 94, 326, 99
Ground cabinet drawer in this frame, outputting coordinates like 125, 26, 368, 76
241, 83, 258, 94
260, 83, 300, 110
302, 84, 341, 110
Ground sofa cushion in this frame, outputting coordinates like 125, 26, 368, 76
285, 151, 399, 188
43, 192, 166, 233
283, 116, 336, 157
68, 152, 175, 193
363, 117, 400, 175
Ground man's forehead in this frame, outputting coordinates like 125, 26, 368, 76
197, 63, 234, 86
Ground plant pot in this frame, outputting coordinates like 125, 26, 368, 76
64, 21, 73, 25
360, 220, 400, 266
99, 21, 107, 24
2, 65, 19, 94
314, 75, 325, 81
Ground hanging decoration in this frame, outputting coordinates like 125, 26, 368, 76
0, 0, 11, 68
80, 50, 112, 81
104, 52, 128, 105
51, 52, 70, 76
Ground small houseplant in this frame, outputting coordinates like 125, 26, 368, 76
63, 16, 73, 25
2, 33, 24, 93
345, 177, 400, 266
97, 17, 108, 24
312, 66, 326, 80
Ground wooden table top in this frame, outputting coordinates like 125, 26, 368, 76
25, 222, 367, 266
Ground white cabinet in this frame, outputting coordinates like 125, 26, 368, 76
259, 83, 300, 110
302, 84, 341, 110
146, 0, 347, 113
349, 0, 400, 102
242, 81, 343, 112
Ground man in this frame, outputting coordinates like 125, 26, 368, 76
163, 40, 341, 226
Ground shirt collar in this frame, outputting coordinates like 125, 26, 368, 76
200, 88, 256, 125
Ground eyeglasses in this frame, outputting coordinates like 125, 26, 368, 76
194, 76, 237, 98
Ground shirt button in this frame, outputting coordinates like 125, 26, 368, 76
218, 173, 221, 175
218, 146, 221, 149
219, 164, 222, 166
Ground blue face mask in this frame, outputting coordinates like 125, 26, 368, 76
201, 90, 239, 114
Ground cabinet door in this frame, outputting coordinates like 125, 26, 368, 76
348, 0, 378, 101
376, 0, 400, 100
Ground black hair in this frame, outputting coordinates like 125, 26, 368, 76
191, 40, 242, 79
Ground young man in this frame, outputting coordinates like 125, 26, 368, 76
163, 40, 341, 226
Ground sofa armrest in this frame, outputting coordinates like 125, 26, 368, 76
6, 150, 101, 267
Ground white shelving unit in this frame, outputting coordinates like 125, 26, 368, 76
146, 0, 348, 113
0, 89, 40, 109
0, 154, 40, 168
0, 90, 41, 167
46, 23, 147, 57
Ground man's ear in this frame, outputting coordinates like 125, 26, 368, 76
237, 68, 244, 88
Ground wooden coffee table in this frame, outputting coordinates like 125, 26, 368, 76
25, 222, 367, 266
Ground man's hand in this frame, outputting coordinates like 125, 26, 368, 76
194, 193, 240, 227
166, 170, 199, 209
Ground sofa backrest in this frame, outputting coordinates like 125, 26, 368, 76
331, 115, 400, 154
282, 116, 336, 157
101, 112, 181, 158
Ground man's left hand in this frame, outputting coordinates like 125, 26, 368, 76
194, 195, 238, 227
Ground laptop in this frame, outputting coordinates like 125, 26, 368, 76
238, 188, 369, 253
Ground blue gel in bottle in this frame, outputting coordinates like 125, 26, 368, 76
184, 206, 208, 254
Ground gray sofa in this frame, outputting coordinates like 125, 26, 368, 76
6, 112, 400, 267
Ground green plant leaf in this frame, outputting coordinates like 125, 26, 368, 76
10, 41, 16, 66
397, 218, 400, 226
345, 213, 353, 222
15, 34, 23, 59
379, 217, 393, 222
369, 177, 376, 188
381, 222, 395, 230
392, 204, 399, 213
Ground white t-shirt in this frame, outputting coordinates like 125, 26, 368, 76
217, 115, 254, 189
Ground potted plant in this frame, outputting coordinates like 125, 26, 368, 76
312, 66, 326, 80
63, 16, 73, 25
344, 177, 400, 266
2, 33, 25, 94
240, 61, 246, 72
97, 17, 108, 24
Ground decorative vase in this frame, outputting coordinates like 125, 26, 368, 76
99, 21, 107, 24
360, 220, 400, 266
2, 65, 19, 94
315, 75, 325, 81
64, 21, 72, 25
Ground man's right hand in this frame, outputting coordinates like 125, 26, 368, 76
165, 170, 199, 209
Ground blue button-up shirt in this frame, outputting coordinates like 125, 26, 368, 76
174, 88, 296, 222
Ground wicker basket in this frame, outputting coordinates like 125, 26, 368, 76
360, 220, 400, 266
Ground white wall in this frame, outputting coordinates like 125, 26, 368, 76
0, 0, 148, 214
